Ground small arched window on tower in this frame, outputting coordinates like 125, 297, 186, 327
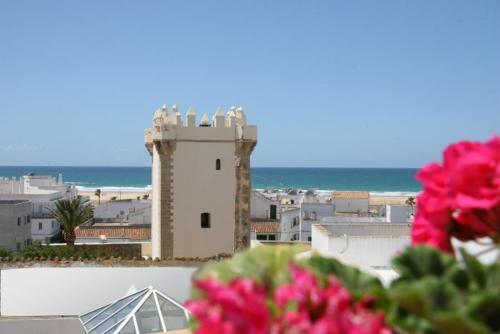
201, 212, 211, 228
216, 159, 221, 170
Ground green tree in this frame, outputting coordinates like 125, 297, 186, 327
49, 197, 93, 248
94, 188, 102, 205
405, 196, 416, 216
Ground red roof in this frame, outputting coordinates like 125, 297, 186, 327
251, 221, 280, 234
75, 226, 151, 241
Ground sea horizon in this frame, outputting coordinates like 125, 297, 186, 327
0, 165, 421, 196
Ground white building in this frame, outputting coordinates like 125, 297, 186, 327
311, 223, 411, 268
145, 104, 257, 258
0, 174, 78, 243
250, 190, 280, 220
94, 200, 151, 225
332, 191, 369, 214
280, 207, 301, 241
0, 200, 32, 251
300, 202, 335, 242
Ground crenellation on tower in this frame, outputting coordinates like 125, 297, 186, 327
145, 103, 257, 258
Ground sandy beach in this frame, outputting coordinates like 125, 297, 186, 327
369, 195, 411, 206
79, 189, 151, 204
80, 189, 413, 207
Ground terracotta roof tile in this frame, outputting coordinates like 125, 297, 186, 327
75, 226, 151, 241
251, 221, 280, 233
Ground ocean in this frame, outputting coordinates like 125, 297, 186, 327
0, 166, 421, 196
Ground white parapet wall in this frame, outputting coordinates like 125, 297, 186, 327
0, 266, 197, 316
311, 223, 411, 268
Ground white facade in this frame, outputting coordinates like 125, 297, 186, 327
251, 191, 280, 220
31, 218, 60, 242
300, 202, 335, 242
280, 208, 301, 241
0, 200, 32, 251
332, 192, 369, 214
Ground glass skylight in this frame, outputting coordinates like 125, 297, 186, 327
80, 287, 189, 334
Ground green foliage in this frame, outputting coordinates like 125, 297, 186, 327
49, 231, 65, 243
304, 255, 385, 303
195, 245, 306, 290
18, 242, 97, 260
50, 197, 93, 244
388, 246, 500, 334
0, 246, 13, 257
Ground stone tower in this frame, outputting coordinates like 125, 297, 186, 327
145, 104, 257, 258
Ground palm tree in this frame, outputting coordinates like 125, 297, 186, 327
94, 188, 102, 205
405, 196, 416, 216
50, 197, 93, 248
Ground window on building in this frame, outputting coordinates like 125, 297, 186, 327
27, 238, 32, 246
269, 235, 276, 241
27, 215, 31, 223
308, 236, 312, 242
256, 235, 267, 241
270, 205, 277, 220
216, 159, 221, 170
16, 242, 21, 251
201, 213, 211, 228
38, 222, 43, 230
17, 217, 21, 226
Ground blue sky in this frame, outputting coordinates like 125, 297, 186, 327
1, 1, 499, 167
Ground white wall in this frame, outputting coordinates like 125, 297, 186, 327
0, 266, 197, 316
329, 237, 410, 267
387, 205, 410, 223
31, 218, 60, 240
250, 191, 279, 220
333, 198, 369, 213
280, 209, 300, 241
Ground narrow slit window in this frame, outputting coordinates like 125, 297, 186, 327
201, 213, 211, 228
216, 159, 221, 170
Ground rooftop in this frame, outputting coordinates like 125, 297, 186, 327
0, 199, 30, 205
250, 221, 280, 234
75, 226, 151, 241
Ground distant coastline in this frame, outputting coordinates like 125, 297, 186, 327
0, 166, 421, 194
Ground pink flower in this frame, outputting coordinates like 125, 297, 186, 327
273, 266, 393, 334
186, 277, 270, 334
413, 136, 500, 252
187, 266, 393, 334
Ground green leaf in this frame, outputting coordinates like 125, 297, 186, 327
390, 277, 490, 334
485, 262, 500, 295
392, 246, 468, 290
303, 254, 384, 301
467, 293, 500, 332
459, 248, 486, 290
194, 245, 306, 291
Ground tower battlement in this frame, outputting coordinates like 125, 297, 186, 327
145, 105, 257, 154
